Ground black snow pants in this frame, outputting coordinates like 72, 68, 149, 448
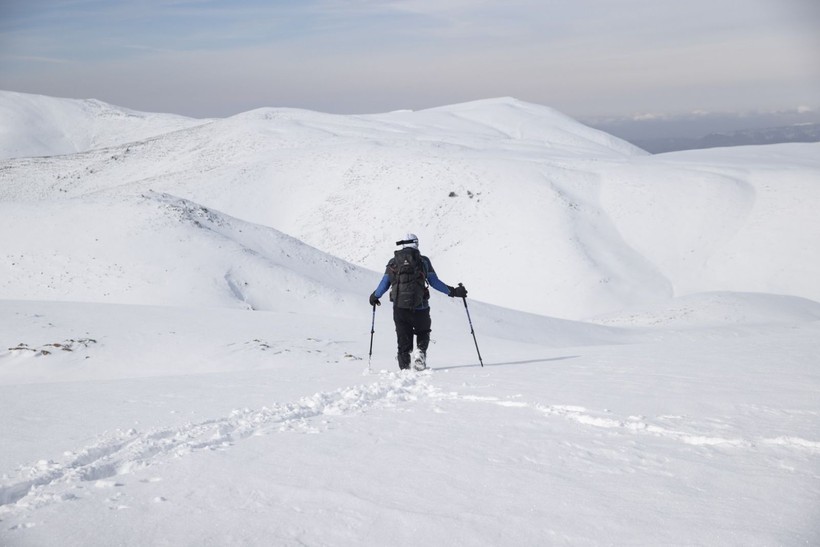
393, 306, 431, 368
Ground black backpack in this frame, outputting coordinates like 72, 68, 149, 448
389, 247, 429, 309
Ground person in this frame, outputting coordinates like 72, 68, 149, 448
369, 233, 467, 371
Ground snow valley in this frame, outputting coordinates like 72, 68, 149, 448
1, 90, 819, 545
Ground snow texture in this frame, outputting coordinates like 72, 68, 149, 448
1, 91, 818, 546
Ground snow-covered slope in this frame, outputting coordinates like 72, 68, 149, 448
0, 191, 374, 315
0, 90, 208, 161
2, 92, 819, 319
1, 92, 819, 546
597, 143, 820, 311
2, 294, 817, 546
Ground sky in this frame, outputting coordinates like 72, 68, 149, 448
1, 0, 819, 121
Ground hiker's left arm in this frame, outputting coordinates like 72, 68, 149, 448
427, 272, 451, 295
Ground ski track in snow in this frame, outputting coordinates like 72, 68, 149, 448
2, 371, 818, 521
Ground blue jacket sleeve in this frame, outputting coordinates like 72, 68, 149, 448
428, 271, 451, 295
373, 274, 391, 298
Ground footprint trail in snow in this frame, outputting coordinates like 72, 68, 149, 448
3, 369, 818, 524
0, 371, 440, 515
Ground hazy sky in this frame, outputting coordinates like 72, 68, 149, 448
1, 0, 818, 119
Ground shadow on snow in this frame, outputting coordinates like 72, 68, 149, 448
432, 355, 580, 371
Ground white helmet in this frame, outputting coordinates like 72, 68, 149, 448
401, 233, 419, 249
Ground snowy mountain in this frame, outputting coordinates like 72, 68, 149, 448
2, 92, 818, 320
0, 91, 209, 161
1, 91, 819, 546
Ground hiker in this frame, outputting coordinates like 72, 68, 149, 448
369, 233, 468, 370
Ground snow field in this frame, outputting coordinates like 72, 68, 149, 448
1, 91, 819, 545
2, 299, 819, 545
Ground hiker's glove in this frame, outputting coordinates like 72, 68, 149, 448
369, 292, 381, 306
448, 285, 468, 298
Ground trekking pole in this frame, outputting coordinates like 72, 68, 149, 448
459, 284, 484, 367
368, 304, 376, 372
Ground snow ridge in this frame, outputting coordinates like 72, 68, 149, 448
0, 91, 208, 161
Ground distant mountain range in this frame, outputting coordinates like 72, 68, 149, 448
634, 123, 820, 154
